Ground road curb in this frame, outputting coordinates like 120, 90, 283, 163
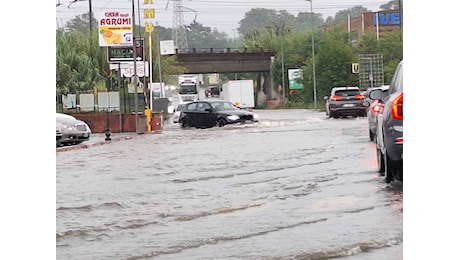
56, 136, 135, 153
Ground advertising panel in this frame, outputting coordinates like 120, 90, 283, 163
160, 40, 175, 55
109, 62, 149, 77
97, 11, 133, 47
288, 69, 304, 90
107, 39, 144, 63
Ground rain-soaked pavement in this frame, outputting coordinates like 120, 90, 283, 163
56, 109, 403, 260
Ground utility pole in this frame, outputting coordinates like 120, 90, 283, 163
307, 0, 317, 109
131, 0, 139, 133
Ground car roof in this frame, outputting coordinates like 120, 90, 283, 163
331, 86, 360, 91
330, 86, 360, 93
56, 113, 76, 119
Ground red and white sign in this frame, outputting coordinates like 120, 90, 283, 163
97, 11, 133, 47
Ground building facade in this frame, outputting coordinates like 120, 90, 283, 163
327, 8, 403, 43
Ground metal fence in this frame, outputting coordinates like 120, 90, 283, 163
56, 91, 170, 115
358, 54, 384, 90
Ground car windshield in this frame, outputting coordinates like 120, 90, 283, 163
210, 101, 238, 111
335, 89, 360, 97
178, 85, 197, 94
176, 104, 186, 111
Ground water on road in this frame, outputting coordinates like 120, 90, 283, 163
56, 109, 403, 260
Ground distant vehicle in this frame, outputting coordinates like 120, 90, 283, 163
367, 85, 390, 141
220, 80, 255, 109
324, 86, 366, 118
369, 60, 403, 183
171, 102, 190, 123
177, 74, 200, 103
56, 113, 92, 146
205, 86, 220, 97
179, 100, 259, 129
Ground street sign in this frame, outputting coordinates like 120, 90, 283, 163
107, 38, 144, 63
352, 63, 359, 74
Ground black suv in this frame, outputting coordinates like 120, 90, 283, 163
325, 86, 367, 118
369, 60, 403, 183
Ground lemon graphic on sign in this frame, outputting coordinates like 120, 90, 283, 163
101, 29, 122, 44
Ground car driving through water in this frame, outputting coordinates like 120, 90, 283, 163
179, 100, 259, 129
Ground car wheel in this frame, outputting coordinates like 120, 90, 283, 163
383, 152, 395, 184
181, 118, 190, 129
376, 146, 385, 175
369, 130, 375, 142
217, 118, 227, 127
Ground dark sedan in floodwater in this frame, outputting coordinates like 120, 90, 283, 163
179, 100, 259, 129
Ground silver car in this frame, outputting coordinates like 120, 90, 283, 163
56, 113, 91, 146
369, 60, 403, 183
366, 85, 390, 141
171, 102, 190, 123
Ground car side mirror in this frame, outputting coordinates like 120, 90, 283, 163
205, 108, 212, 112
323, 96, 329, 100
369, 89, 383, 100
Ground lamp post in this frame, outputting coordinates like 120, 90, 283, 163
306, 0, 317, 109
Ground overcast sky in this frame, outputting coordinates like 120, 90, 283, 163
56, 0, 390, 36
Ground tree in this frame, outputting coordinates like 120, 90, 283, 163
185, 21, 232, 49
56, 30, 104, 96
302, 28, 358, 103
64, 12, 97, 34
238, 8, 280, 36
333, 6, 372, 24
380, 0, 402, 10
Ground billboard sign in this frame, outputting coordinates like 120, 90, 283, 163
160, 40, 175, 55
98, 11, 133, 47
288, 69, 304, 90
107, 38, 144, 63
109, 62, 149, 77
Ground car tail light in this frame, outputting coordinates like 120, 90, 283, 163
330, 95, 341, 101
372, 103, 382, 113
391, 93, 403, 120
354, 94, 365, 100
395, 137, 403, 144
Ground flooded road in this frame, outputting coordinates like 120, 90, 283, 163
56, 109, 403, 260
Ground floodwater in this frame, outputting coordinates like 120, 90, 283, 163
56, 109, 403, 260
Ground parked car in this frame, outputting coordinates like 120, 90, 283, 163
171, 102, 190, 123
324, 86, 366, 118
56, 125, 63, 147
56, 113, 92, 146
369, 60, 403, 183
367, 85, 390, 141
179, 100, 259, 129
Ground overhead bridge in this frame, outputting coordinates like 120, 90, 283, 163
173, 48, 276, 74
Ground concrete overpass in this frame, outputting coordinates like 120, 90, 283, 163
173, 48, 276, 74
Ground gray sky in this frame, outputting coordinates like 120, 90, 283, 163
56, 0, 390, 36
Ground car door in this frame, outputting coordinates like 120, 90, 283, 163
195, 102, 215, 128
182, 102, 199, 126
